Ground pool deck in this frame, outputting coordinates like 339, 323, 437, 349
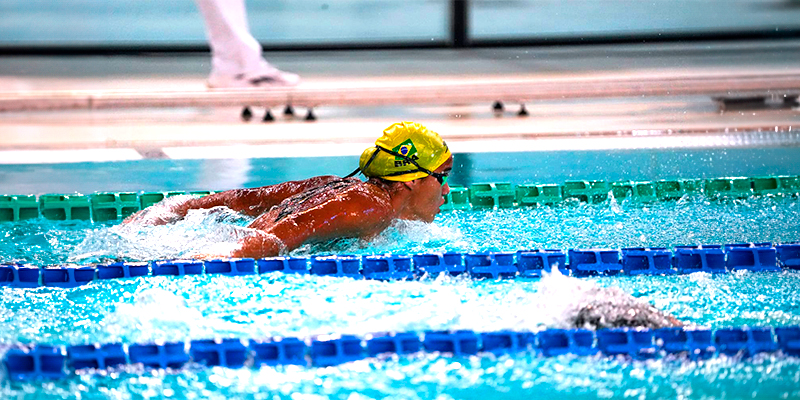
0, 40, 799, 163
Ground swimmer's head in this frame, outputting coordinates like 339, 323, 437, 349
358, 121, 451, 182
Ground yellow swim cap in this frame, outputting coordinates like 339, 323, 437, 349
358, 121, 451, 182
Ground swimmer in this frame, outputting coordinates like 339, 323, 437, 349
124, 121, 453, 258
124, 121, 683, 330
538, 270, 682, 330
571, 284, 683, 329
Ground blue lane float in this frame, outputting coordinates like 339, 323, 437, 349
654, 328, 716, 360
775, 327, 800, 356
714, 327, 779, 357
362, 255, 414, 280
257, 257, 309, 275
311, 335, 364, 367
204, 259, 257, 276
465, 253, 518, 279
537, 329, 598, 357
0, 264, 41, 288
516, 250, 568, 277
190, 339, 248, 368
423, 330, 480, 355
777, 244, 800, 269
412, 253, 467, 276
1, 241, 797, 289
596, 329, 658, 359
67, 343, 126, 370
42, 266, 95, 288
152, 260, 204, 276
726, 246, 781, 272
127, 342, 189, 369
309, 256, 362, 279
96, 262, 149, 280
366, 332, 422, 356
673, 246, 727, 274
4, 326, 800, 381
480, 331, 536, 355
622, 248, 675, 275
4, 345, 67, 381
568, 250, 623, 276
251, 338, 307, 366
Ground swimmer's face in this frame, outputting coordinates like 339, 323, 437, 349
406, 156, 453, 223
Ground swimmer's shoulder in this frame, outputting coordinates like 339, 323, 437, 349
346, 178, 389, 195
290, 175, 342, 189
284, 176, 390, 206
297, 175, 362, 189
327, 178, 392, 210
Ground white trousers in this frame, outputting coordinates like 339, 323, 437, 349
195, 0, 268, 77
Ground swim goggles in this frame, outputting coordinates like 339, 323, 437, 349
346, 145, 449, 185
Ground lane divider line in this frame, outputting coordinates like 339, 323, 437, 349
0, 174, 798, 222
1, 242, 798, 288
3, 326, 799, 381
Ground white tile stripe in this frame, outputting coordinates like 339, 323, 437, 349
0, 148, 143, 165
0, 131, 797, 164
161, 142, 369, 160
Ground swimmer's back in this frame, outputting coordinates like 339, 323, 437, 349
247, 177, 394, 244
270, 178, 364, 222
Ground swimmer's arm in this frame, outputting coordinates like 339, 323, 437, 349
182, 176, 343, 217
124, 175, 341, 225
231, 192, 391, 258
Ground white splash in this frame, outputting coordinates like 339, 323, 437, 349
534, 269, 680, 329
69, 205, 254, 262
103, 287, 236, 342
434, 268, 680, 332
368, 219, 469, 252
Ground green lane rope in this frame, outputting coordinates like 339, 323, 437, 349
0, 175, 797, 222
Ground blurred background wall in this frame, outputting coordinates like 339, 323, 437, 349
2, 0, 800, 50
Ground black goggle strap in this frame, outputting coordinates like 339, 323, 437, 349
374, 145, 442, 178
345, 145, 446, 180
344, 145, 382, 178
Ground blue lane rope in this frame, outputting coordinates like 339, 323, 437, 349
3, 326, 800, 381
1, 242, 799, 288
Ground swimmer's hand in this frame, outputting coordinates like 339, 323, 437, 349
123, 195, 195, 225
666, 314, 684, 327
123, 208, 180, 225
230, 231, 286, 258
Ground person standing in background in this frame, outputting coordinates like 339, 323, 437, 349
195, 0, 300, 88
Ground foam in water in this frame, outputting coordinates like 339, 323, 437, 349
95, 269, 680, 343
538, 269, 681, 329
4, 194, 794, 265
464, 268, 684, 330
69, 205, 255, 262
69, 203, 469, 261
291, 219, 468, 256
104, 286, 241, 343
2, 265, 799, 398
121, 195, 196, 226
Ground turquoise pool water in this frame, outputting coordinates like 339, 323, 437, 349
5, 147, 800, 195
1, 193, 800, 399
2, 194, 799, 265
3, 272, 800, 399
2, 144, 800, 399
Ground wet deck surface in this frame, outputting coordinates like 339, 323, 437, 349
0, 40, 799, 163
